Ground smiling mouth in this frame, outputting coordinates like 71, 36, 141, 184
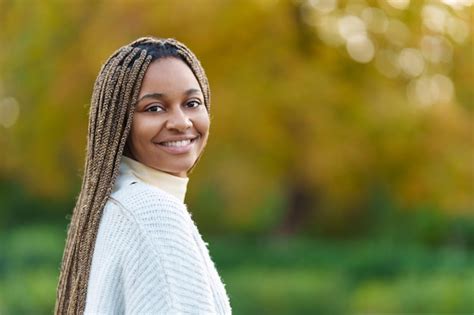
159, 137, 198, 147
156, 136, 199, 153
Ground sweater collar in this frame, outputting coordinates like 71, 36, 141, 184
119, 156, 189, 202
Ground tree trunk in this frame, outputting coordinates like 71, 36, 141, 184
274, 177, 316, 236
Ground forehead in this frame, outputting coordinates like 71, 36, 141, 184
139, 57, 202, 95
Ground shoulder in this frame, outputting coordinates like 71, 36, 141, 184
111, 180, 186, 214
100, 182, 204, 283
112, 179, 183, 207
96, 181, 198, 269
106, 181, 193, 234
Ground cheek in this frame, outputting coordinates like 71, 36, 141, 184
130, 117, 156, 143
195, 114, 210, 135
196, 116, 210, 151
128, 122, 146, 152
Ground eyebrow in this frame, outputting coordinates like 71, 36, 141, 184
137, 88, 202, 103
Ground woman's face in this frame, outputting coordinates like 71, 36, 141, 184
127, 57, 210, 177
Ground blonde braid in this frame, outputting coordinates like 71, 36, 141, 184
55, 37, 211, 314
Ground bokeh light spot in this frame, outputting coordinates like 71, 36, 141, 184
346, 34, 375, 63
407, 74, 454, 106
420, 35, 453, 64
0, 97, 20, 128
422, 4, 448, 33
338, 15, 366, 41
387, 0, 411, 10
308, 0, 338, 14
398, 48, 425, 77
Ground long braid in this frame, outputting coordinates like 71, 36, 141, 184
55, 37, 210, 314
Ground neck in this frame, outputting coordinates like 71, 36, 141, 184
121, 156, 189, 202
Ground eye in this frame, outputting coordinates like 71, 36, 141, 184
145, 104, 164, 112
186, 100, 202, 108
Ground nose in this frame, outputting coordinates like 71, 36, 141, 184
165, 107, 192, 131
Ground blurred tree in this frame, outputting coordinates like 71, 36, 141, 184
0, 0, 472, 236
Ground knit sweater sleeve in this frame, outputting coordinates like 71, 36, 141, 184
85, 183, 226, 314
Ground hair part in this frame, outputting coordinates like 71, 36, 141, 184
55, 37, 210, 314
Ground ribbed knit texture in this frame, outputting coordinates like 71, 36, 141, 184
84, 163, 232, 314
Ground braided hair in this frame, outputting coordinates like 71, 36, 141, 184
55, 37, 211, 314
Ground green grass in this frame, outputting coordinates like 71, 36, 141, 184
0, 225, 473, 314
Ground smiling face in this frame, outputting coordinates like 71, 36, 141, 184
126, 57, 210, 177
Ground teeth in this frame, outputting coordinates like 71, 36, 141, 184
161, 139, 192, 147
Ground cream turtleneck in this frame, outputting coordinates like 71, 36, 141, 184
119, 156, 189, 202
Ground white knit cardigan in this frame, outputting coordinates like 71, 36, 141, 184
84, 160, 232, 314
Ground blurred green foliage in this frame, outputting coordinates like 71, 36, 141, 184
1, 225, 473, 314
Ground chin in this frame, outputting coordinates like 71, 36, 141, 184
160, 164, 193, 176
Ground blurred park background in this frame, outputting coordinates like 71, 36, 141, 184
0, 0, 473, 313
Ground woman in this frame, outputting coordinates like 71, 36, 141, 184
55, 37, 232, 314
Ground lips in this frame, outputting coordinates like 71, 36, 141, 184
160, 139, 193, 147
156, 136, 198, 154
158, 136, 198, 145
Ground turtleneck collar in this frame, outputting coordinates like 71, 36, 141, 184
118, 156, 189, 202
